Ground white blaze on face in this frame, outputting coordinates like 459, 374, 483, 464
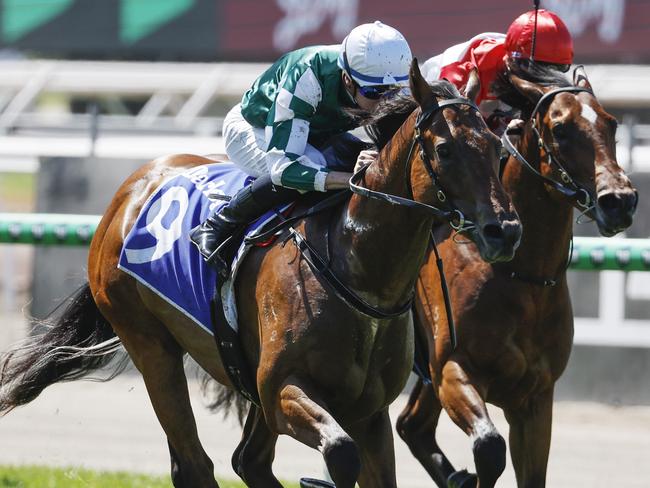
581, 103, 599, 125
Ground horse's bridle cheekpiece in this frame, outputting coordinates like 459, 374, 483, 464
500, 83, 596, 288
350, 97, 480, 234
501, 86, 596, 215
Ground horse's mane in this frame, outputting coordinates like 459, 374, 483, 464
492, 61, 572, 115
358, 80, 462, 150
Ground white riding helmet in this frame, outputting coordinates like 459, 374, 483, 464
338, 21, 412, 87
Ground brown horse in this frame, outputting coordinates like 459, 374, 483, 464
396, 65, 638, 488
0, 61, 521, 488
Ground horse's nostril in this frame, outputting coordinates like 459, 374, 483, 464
598, 192, 638, 217
597, 193, 623, 213
483, 224, 503, 241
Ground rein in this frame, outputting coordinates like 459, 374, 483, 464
350, 98, 479, 234
501, 85, 593, 287
261, 97, 481, 322
246, 190, 414, 319
501, 87, 595, 213
345, 96, 480, 340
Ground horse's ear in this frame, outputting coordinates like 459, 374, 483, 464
573, 65, 593, 91
409, 58, 435, 108
463, 67, 481, 103
509, 72, 545, 104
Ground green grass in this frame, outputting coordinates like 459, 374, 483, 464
0, 465, 303, 487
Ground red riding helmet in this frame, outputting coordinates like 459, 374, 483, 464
505, 9, 573, 66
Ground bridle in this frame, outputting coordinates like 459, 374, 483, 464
501, 86, 596, 216
350, 97, 480, 234
500, 84, 600, 287
348, 96, 481, 345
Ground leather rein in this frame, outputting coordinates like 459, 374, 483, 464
501, 86, 596, 214
254, 97, 479, 328
350, 97, 480, 234
500, 85, 595, 287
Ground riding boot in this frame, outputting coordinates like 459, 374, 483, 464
189, 174, 300, 275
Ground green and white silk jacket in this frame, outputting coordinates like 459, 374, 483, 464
240, 45, 357, 192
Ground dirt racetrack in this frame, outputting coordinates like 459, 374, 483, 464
0, 367, 648, 487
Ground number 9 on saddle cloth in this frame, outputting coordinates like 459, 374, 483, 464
118, 131, 373, 404
118, 131, 372, 336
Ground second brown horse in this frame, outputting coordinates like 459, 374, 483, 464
397, 65, 637, 488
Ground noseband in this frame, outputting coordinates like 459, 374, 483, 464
350, 97, 480, 233
501, 86, 596, 213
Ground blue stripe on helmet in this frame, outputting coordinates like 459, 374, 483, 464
341, 40, 408, 86
348, 67, 409, 84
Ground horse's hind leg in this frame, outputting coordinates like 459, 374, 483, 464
101, 303, 218, 488
439, 361, 506, 488
396, 377, 455, 487
232, 404, 282, 487
270, 378, 361, 488
504, 389, 553, 488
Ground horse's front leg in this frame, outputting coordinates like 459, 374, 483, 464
439, 360, 506, 488
348, 407, 398, 488
268, 377, 361, 488
396, 377, 455, 486
504, 388, 554, 488
232, 403, 283, 487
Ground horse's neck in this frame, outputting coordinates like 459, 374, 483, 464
502, 129, 574, 279
334, 121, 433, 307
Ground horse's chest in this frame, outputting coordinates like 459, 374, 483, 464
323, 316, 414, 414
482, 291, 573, 405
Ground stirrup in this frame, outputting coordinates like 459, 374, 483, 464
300, 478, 335, 488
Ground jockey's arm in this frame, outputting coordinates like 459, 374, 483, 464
264, 63, 335, 192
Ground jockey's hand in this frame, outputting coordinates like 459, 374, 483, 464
354, 149, 378, 174
324, 150, 379, 190
507, 118, 525, 131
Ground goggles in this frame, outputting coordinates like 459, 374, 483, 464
357, 84, 394, 100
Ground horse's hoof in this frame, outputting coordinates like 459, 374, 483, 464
447, 469, 477, 488
300, 477, 336, 488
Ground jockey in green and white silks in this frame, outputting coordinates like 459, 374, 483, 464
225, 45, 360, 191
190, 21, 412, 275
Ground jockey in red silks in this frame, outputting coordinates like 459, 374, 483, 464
421, 8, 574, 135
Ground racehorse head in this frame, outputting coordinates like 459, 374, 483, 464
361, 60, 521, 262
506, 64, 637, 236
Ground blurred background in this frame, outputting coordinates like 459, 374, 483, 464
0, 0, 648, 487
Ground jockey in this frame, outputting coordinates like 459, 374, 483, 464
421, 8, 573, 134
190, 21, 412, 270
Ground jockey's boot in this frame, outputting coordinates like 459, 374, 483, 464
190, 174, 299, 276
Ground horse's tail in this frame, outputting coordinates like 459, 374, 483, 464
0, 283, 128, 415
197, 368, 249, 425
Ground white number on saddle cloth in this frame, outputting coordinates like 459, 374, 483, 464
124, 186, 189, 264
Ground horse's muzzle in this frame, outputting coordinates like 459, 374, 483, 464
596, 189, 638, 236
477, 217, 522, 263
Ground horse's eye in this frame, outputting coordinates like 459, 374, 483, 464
436, 143, 451, 158
552, 124, 567, 140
